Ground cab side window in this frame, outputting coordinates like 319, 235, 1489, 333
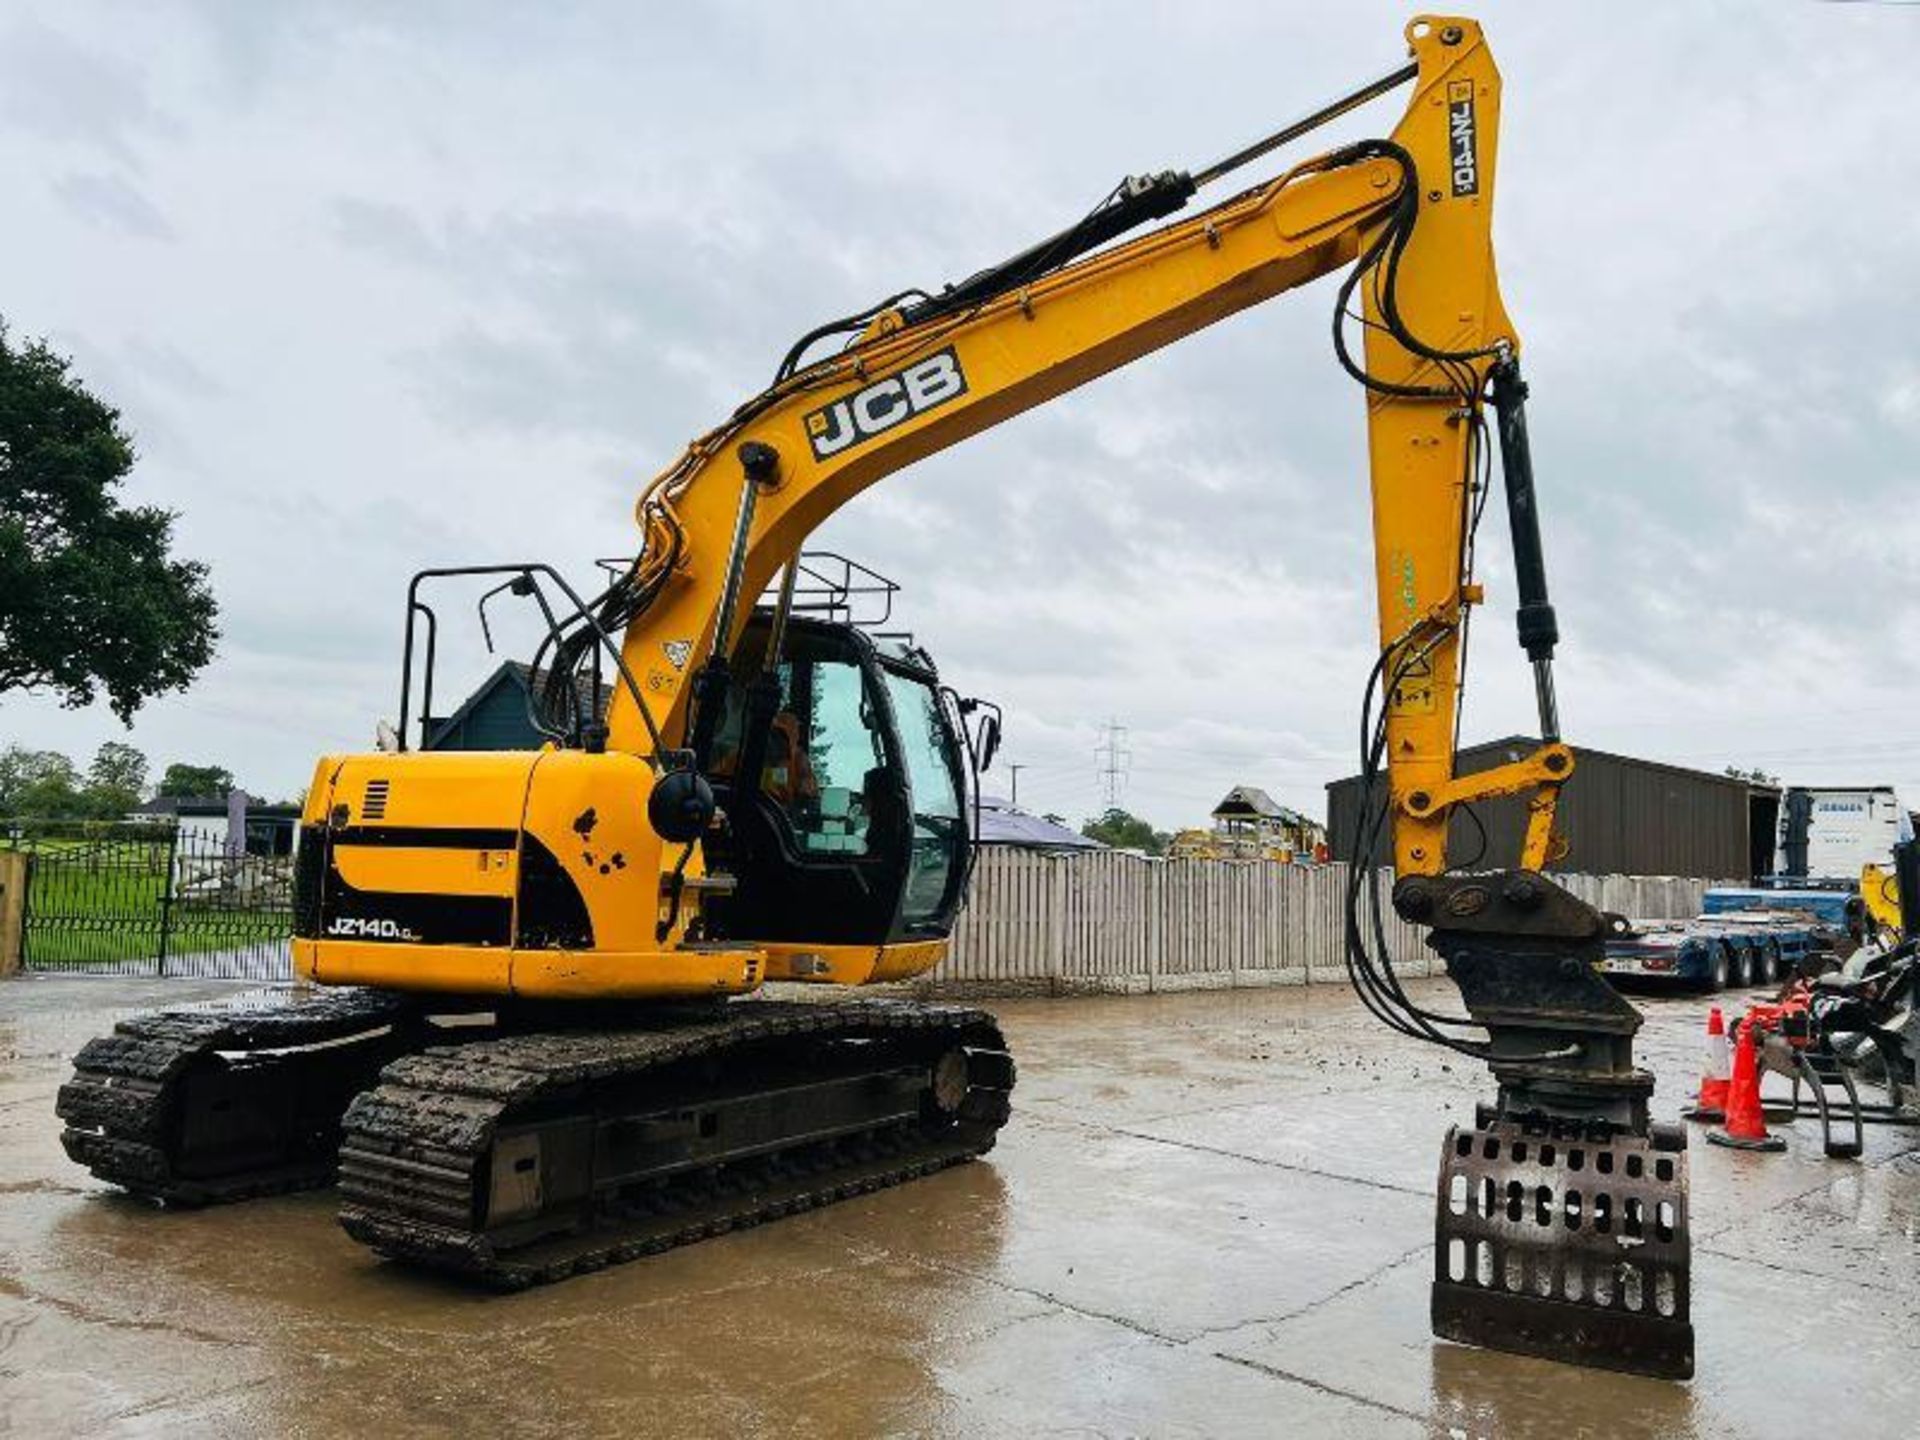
784, 654, 885, 856
710, 646, 885, 858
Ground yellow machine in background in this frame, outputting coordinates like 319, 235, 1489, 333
1168, 829, 1294, 863
1863, 861, 1902, 941
60, 16, 1690, 1379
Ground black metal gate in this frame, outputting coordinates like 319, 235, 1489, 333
7, 821, 293, 979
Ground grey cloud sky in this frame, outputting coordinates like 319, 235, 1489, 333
3, 0, 1917, 831
51, 171, 176, 239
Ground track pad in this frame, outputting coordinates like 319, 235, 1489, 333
1432, 1115, 1693, 1380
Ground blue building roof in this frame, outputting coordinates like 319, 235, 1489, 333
970, 796, 1104, 850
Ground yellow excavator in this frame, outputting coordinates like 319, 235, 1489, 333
58, 15, 1691, 1380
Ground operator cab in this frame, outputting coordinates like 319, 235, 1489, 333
700, 610, 990, 947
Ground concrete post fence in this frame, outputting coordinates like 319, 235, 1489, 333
927, 849, 1720, 996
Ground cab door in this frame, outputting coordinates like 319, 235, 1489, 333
873, 660, 969, 937
704, 617, 912, 945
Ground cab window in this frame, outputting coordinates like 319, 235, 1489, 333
709, 642, 886, 858
879, 668, 963, 926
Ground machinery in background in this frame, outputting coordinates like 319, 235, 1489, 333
1602, 913, 1839, 992
59, 15, 1692, 1379
1603, 883, 1870, 992
1169, 786, 1328, 863
1724, 836, 1920, 1156
1862, 858, 1903, 942
1627, 791, 1915, 991
1772, 785, 1906, 886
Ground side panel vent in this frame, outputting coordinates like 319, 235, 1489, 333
362, 778, 391, 821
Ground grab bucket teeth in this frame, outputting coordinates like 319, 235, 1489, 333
1432, 1115, 1694, 1381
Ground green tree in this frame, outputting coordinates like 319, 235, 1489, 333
1081, 807, 1171, 856
82, 740, 148, 817
0, 745, 83, 818
0, 322, 218, 722
158, 762, 235, 799
88, 740, 148, 795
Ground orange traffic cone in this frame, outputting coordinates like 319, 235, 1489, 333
1707, 1015, 1785, 1152
1683, 1006, 1730, 1122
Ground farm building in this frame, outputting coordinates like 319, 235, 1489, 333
1325, 736, 1775, 881
421, 662, 614, 751
1212, 785, 1326, 856
1169, 785, 1328, 862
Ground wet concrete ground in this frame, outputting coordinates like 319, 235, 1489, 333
2, 974, 1915, 1438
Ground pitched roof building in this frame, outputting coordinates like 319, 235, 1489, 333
422, 662, 616, 752
1325, 735, 1773, 880
1212, 786, 1326, 852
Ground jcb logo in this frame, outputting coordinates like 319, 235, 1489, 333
1447, 80, 1478, 197
804, 348, 968, 461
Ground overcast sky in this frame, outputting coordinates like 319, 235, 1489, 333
3, 0, 1918, 833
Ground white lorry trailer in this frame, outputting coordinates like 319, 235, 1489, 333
1776, 786, 1906, 885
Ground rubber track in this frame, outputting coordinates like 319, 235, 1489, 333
57, 988, 420, 1205
337, 999, 1014, 1287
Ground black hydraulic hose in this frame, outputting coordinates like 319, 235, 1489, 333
776, 288, 933, 383
898, 171, 1196, 329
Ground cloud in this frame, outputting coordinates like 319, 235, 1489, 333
0, 18, 175, 164
3, 0, 1919, 833
51, 171, 176, 239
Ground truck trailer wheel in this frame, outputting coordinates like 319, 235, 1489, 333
1710, 946, 1733, 992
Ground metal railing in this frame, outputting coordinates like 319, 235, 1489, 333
3, 819, 294, 978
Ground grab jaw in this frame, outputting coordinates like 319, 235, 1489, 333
1396, 870, 1695, 1381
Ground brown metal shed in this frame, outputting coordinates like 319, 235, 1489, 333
1325, 736, 1768, 880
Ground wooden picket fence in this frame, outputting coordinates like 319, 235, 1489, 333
930, 849, 1719, 995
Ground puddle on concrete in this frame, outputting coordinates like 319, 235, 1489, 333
1426, 1342, 1704, 1439
3, 976, 1916, 1437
